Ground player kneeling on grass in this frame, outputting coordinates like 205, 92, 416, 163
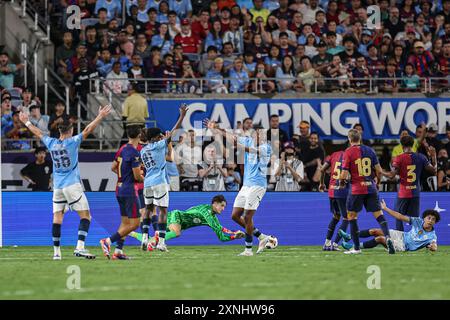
129, 195, 245, 246
340, 199, 439, 252
99, 125, 144, 260
18, 105, 112, 260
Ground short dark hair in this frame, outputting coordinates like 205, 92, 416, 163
353, 123, 364, 131
98, 7, 108, 14
400, 135, 414, 148
422, 209, 440, 223
127, 125, 142, 139
279, 31, 289, 38
270, 114, 279, 119
253, 124, 264, 130
146, 127, 163, 140
58, 121, 73, 134
212, 194, 227, 204
34, 146, 47, 154
243, 117, 252, 124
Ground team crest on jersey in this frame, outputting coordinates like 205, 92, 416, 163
193, 218, 201, 224
418, 230, 423, 235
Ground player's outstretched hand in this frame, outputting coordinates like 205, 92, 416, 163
234, 230, 245, 239
179, 103, 188, 116
99, 104, 112, 118
18, 111, 29, 124
164, 131, 171, 139
203, 118, 216, 129
318, 183, 326, 192
380, 199, 387, 211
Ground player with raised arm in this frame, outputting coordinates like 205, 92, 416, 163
339, 129, 395, 255
99, 125, 144, 259
381, 135, 437, 231
129, 195, 245, 244
139, 104, 188, 252
18, 105, 112, 260
339, 199, 439, 252
319, 147, 349, 251
206, 120, 272, 256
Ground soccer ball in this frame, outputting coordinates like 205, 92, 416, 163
265, 236, 278, 249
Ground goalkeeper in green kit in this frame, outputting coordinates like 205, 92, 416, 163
129, 195, 245, 249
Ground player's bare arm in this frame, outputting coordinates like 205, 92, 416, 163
380, 199, 410, 223
168, 104, 188, 137
319, 162, 330, 192
82, 104, 112, 140
111, 161, 119, 174
19, 111, 44, 139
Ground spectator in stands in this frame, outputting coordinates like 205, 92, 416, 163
420, 123, 444, 157
223, 16, 245, 54
29, 105, 50, 136
301, 132, 324, 191
267, 113, 288, 151
292, 44, 306, 72
96, 48, 116, 78
174, 19, 202, 55
151, 23, 173, 56
380, 59, 401, 93
156, 53, 178, 92
204, 20, 223, 53
198, 46, 219, 76
294, 120, 311, 156
1, 95, 13, 139
4, 111, 32, 150
192, 9, 211, 40
445, 125, 450, 156
48, 101, 70, 138
326, 54, 351, 92
94, 8, 110, 32
198, 144, 227, 191
136, 0, 151, 23
122, 81, 149, 127
297, 56, 322, 93
297, 23, 319, 45
67, 42, 91, 76
157, 1, 171, 23
250, 0, 270, 23
300, 0, 322, 25
384, 6, 404, 38
312, 41, 332, 75
437, 158, 450, 191
270, 0, 295, 20
17, 87, 41, 113
145, 8, 160, 40
221, 42, 238, 70
304, 34, 318, 58
408, 41, 435, 77
272, 16, 297, 47
351, 56, 370, 93
20, 147, 52, 191
325, 31, 344, 56
105, 61, 129, 94
401, 63, 421, 92
339, 36, 362, 67
252, 62, 276, 93
243, 51, 256, 76
254, 15, 273, 45
247, 33, 269, 62
55, 31, 75, 81
73, 58, 99, 109
229, 58, 249, 93
126, 5, 146, 33
134, 33, 152, 61
128, 54, 146, 81
176, 129, 203, 191
312, 10, 327, 37
95, 0, 122, 20
179, 59, 200, 93
206, 57, 228, 93
274, 141, 304, 192
366, 45, 385, 77
224, 164, 241, 191
0, 52, 23, 90
391, 130, 414, 160
276, 55, 296, 92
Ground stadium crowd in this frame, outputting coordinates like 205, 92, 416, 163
1, 0, 450, 192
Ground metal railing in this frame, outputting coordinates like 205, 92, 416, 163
15, 0, 50, 43
90, 76, 450, 96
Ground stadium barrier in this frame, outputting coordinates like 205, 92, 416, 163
2, 192, 449, 246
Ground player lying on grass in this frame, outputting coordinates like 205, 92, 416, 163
129, 195, 245, 246
339, 199, 439, 252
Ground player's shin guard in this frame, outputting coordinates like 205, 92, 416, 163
362, 239, 379, 249
334, 219, 349, 243
326, 218, 340, 241
252, 228, 266, 240
158, 223, 167, 239
141, 218, 150, 235
151, 216, 158, 232
245, 234, 253, 249
109, 232, 122, 244
116, 238, 125, 250
77, 219, 90, 249
358, 229, 371, 238
376, 215, 391, 237
349, 220, 360, 250
52, 223, 61, 247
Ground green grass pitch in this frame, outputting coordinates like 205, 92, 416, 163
1, 245, 449, 299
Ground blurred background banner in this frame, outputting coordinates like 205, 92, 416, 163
148, 98, 450, 140
2, 192, 449, 246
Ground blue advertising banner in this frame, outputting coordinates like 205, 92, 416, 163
2, 192, 449, 246
148, 98, 450, 140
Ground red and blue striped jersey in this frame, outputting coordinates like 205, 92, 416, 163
342, 145, 379, 195
325, 151, 349, 199
114, 143, 141, 197
392, 152, 430, 198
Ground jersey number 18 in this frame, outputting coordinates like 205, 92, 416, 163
51, 150, 71, 169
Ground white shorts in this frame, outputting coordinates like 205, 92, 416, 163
233, 186, 266, 210
144, 183, 170, 207
53, 183, 90, 213
389, 229, 406, 252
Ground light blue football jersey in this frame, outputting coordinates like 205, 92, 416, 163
141, 139, 169, 187
239, 136, 272, 188
404, 217, 437, 251
41, 134, 83, 189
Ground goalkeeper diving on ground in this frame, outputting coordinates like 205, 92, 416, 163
129, 194, 246, 249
